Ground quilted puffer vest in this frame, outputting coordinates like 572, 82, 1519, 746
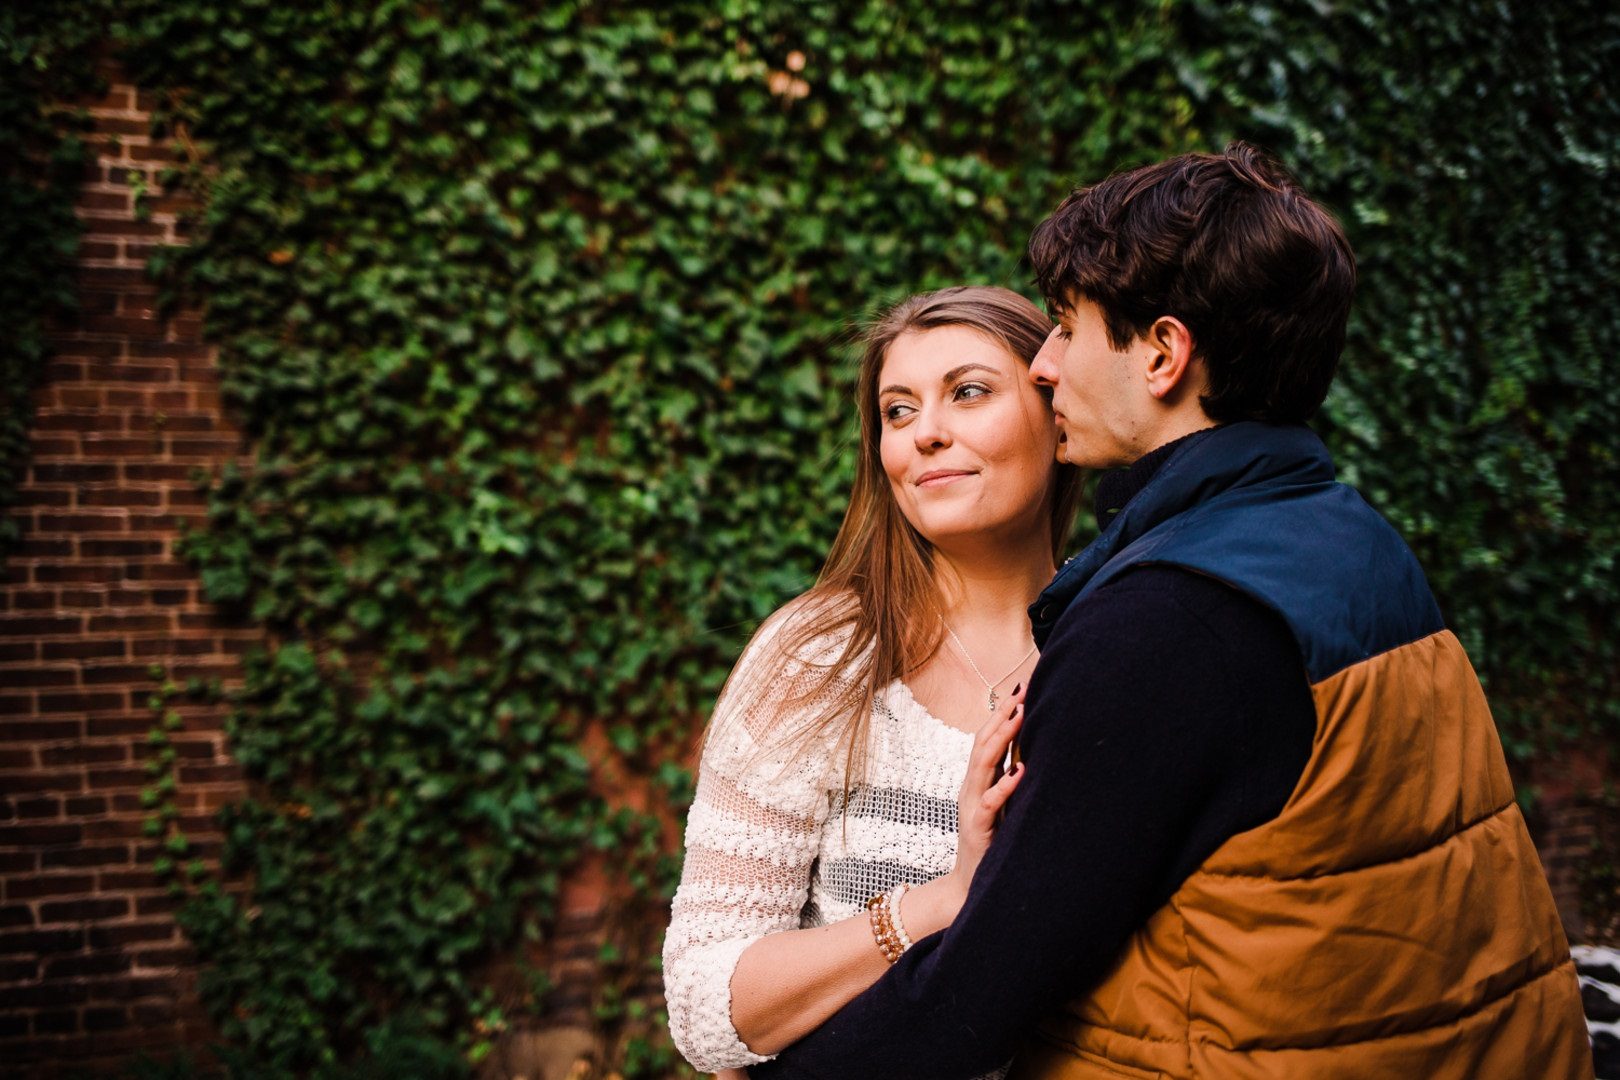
1015, 423, 1590, 1080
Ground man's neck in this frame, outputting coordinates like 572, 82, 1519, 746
1094, 426, 1220, 531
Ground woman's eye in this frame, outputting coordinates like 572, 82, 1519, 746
882, 402, 915, 422
954, 382, 991, 401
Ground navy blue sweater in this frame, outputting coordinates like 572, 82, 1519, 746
749, 436, 1317, 1079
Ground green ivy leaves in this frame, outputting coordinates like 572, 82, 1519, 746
11, 0, 1606, 1074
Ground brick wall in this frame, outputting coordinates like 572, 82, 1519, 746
0, 68, 255, 1077
1, 61, 1609, 1080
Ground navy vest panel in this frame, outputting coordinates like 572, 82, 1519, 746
1079, 477, 1444, 684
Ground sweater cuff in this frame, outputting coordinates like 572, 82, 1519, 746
665, 934, 775, 1072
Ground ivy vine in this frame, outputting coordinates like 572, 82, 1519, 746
0, 5, 109, 555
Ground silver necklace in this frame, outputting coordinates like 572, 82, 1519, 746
940, 617, 1037, 714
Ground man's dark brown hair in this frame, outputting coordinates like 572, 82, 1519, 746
1029, 142, 1357, 424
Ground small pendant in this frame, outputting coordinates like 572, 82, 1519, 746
988, 689, 998, 714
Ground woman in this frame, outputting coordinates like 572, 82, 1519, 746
664, 286, 1084, 1076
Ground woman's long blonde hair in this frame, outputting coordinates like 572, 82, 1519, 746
731, 285, 1086, 787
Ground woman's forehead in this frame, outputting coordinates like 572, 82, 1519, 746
879, 326, 1019, 387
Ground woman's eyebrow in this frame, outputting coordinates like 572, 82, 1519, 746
942, 362, 1001, 382
879, 363, 1002, 398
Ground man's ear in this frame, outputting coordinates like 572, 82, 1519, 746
1143, 316, 1198, 402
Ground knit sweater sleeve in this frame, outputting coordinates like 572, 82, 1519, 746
663, 611, 847, 1073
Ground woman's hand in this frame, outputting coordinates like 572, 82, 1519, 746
942, 685, 1027, 910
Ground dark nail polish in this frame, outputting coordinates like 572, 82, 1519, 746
1012, 682, 1022, 696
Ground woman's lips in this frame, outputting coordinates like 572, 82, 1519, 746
914, 470, 976, 488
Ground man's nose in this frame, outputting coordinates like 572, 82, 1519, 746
1029, 326, 1062, 386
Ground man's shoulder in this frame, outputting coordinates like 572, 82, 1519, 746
1043, 562, 1288, 659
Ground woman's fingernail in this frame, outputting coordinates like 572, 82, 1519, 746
1012, 682, 1022, 696
1011, 703, 1023, 721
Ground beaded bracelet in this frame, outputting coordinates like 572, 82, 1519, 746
865, 882, 913, 964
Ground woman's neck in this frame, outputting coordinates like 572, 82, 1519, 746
932, 542, 1054, 635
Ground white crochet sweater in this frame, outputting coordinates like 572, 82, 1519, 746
663, 616, 974, 1073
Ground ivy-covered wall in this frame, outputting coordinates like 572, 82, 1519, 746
7, 0, 1617, 1075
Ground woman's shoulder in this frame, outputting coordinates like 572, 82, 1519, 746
704, 590, 864, 764
745, 588, 862, 671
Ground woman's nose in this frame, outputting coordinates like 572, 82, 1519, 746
913, 406, 952, 450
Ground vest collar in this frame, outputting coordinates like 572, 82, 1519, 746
1030, 422, 1335, 646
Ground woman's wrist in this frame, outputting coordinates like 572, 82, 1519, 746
903, 873, 969, 939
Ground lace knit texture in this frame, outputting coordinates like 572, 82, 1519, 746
663, 616, 978, 1073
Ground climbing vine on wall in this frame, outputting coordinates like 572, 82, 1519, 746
20, 0, 1616, 1073
0, 5, 109, 555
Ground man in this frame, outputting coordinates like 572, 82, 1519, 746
749, 144, 1590, 1078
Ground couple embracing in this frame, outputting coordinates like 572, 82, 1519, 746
663, 145, 1592, 1079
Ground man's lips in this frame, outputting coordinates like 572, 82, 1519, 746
914, 469, 977, 488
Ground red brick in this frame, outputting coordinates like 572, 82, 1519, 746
97, 870, 161, 892
128, 144, 181, 164
39, 897, 131, 921
0, 822, 82, 845
0, 667, 80, 688
83, 767, 148, 789
0, 719, 81, 741
80, 540, 167, 559
84, 1005, 131, 1032
86, 217, 166, 238
0, 959, 36, 984
33, 564, 124, 584
0, 641, 38, 662
90, 975, 178, 1004
86, 716, 151, 738
40, 640, 127, 661
11, 538, 74, 558
2, 773, 86, 794
132, 945, 193, 968
56, 588, 110, 608
0, 852, 39, 873
64, 795, 109, 816
0, 926, 87, 960
0, 615, 82, 636
40, 693, 123, 714
0, 694, 36, 717
34, 514, 127, 533
79, 437, 159, 457
129, 1000, 178, 1023
30, 1008, 82, 1034
10, 878, 103, 907
177, 762, 245, 786
88, 923, 172, 949
14, 797, 61, 818
0, 905, 34, 929
82, 660, 165, 682
80, 489, 167, 509
132, 637, 213, 663
121, 464, 195, 482
41, 744, 130, 767
132, 894, 178, 916
46, 952, 133, 979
